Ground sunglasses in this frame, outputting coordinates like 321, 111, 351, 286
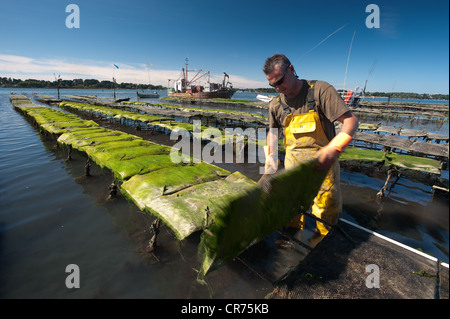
269, 66, 290, 87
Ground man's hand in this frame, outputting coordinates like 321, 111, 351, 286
315, 144, 340, 171
315, 130, 354, 170
263, 145, 278, 175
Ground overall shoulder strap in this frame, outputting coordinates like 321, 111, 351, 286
278, 80, 317, 116
277, 95, 291, 115
307, 80, 317, 111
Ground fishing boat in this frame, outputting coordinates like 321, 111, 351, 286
137, 91, 160, 98
137, 61, 160, 99
167, 59, 235, 99
340, 86, 364, 107
114, 97, 130, 103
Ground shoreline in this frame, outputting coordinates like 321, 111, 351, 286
2, 87, 448, 104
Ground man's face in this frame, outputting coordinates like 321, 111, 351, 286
266, 64, 296, 97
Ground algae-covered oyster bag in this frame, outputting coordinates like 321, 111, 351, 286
120, 165, 254, 239
197, 160, 327, 275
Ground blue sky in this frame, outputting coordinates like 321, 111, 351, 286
0, 0, 448, 93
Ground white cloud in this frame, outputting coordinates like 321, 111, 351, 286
0, 54, 267, 88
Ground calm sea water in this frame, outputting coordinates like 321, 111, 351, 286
0, 88, 448, 299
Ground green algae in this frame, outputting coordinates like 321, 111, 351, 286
60, 101, 218, 137
56, 126, 109, 135
155, 121, 210, 133
40, 121, 99, 135
340, 147, 386, 162
106, 154, 179, 180
63, 100, 251, 147
58, 130, 141, 151
123, 99, 266, 119
340, 147, 441, 174
385, 152, 441, 174
60, 102, 170, 123
198, 160, 327, 275
20, 107, 99, 135
149, 172, 256, 240
121, 163, 230, 209
86, 140, 170, 164
122, 169, 253, 239
85, 138, 188, 180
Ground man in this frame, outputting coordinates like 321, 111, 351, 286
263, 54, 358, 235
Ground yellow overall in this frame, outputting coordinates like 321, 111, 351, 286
283, 98, 342, 235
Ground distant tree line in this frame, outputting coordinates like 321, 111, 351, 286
2, 77, 448, 100
240, 87, 448, 100
337, 89, 448, 100
239, 88, 277, 93
0, 77, 165, 90
364, 91, 449, 100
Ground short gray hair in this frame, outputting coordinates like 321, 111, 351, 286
263, 54, 291, 75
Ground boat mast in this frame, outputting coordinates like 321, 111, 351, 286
112, 76, 116, 99
112, 65, 117, 99
147, 64, 151, 92
185, 58, 189, 89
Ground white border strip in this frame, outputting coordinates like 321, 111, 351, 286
340, 218, 449, 269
